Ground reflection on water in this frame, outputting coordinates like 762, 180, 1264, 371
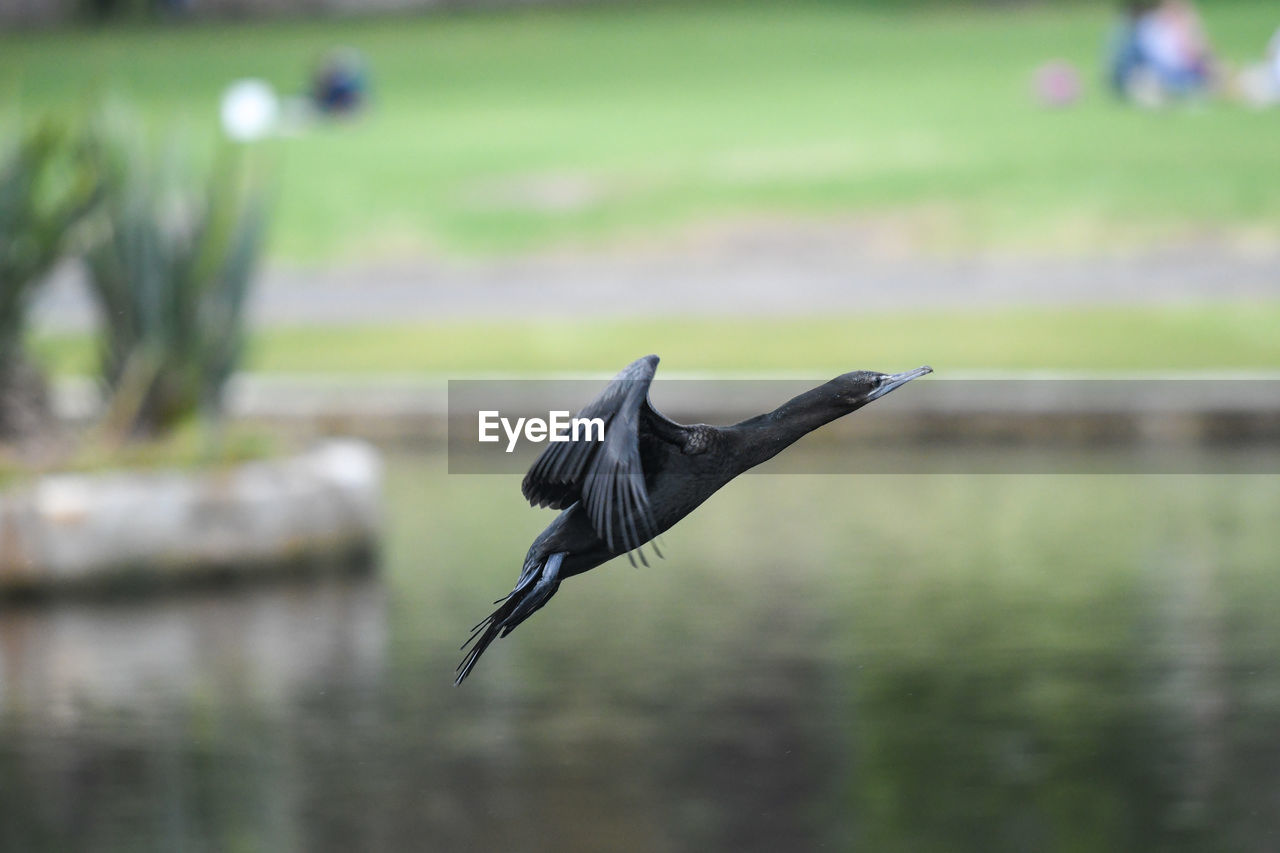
0, 577, 387, 720
2, 451, 1279, 852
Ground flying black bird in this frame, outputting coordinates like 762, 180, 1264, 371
456, 355, 931, 684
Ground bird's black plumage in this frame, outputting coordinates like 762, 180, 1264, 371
455, 355, 931, 684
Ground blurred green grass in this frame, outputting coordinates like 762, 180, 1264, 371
32, 303, 1280, 373
4, 1, 1279, 261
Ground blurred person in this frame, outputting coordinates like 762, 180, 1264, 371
157, 0, 193, 17
1108, 0, 1217, 105
312, 48, 368, 116
1107, 1, 1157, 96
1137, 0, 1215, 93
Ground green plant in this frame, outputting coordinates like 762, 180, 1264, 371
0, 119, 99, 441
83, 125, 269, 438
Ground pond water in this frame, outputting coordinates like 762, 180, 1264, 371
2, 450, 1279, 852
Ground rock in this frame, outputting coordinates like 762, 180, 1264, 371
0, 440, 382, 591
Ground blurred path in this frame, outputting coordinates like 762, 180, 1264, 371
36, 229, 1280, 330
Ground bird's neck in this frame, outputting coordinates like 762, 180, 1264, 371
726, 382, 856, 472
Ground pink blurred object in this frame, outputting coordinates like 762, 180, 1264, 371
1033, 60, 1082, 107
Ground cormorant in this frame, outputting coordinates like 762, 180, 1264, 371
456, 355, 932, 684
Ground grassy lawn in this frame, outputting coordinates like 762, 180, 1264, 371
32, 303, 1280, 374
4, 1, 1279, 261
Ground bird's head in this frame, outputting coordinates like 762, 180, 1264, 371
831, 365, 933, 408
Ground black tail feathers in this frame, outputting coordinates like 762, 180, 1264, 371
455, 552, 565, 686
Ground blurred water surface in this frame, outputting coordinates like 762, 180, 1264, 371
1, 450, 1278, 852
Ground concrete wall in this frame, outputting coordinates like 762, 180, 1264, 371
0, 439, 382, 590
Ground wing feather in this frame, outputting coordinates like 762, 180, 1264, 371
521, 354, 662, 553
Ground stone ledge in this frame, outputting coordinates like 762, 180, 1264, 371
48, 373, 1280, 447
0, 440, 382, 590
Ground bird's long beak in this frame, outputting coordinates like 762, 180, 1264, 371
867, 365, 933, 401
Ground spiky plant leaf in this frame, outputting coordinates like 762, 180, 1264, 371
0, 118, 100, 441
83, 121, 269, 438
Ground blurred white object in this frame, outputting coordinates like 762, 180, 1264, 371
1270, 26, 1280, 82
1236, 27, 1280, 108
220, 79, 279, 141
1237, 65, 1279, 107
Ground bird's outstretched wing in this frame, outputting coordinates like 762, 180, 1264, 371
522, 354, 667, 554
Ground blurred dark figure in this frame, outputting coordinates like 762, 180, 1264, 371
156, 0, 193, 17
79, 0, 187, 22
1108, 0, 1216, 105
1108, 1, 1154, 94
312, 49, 369, 116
